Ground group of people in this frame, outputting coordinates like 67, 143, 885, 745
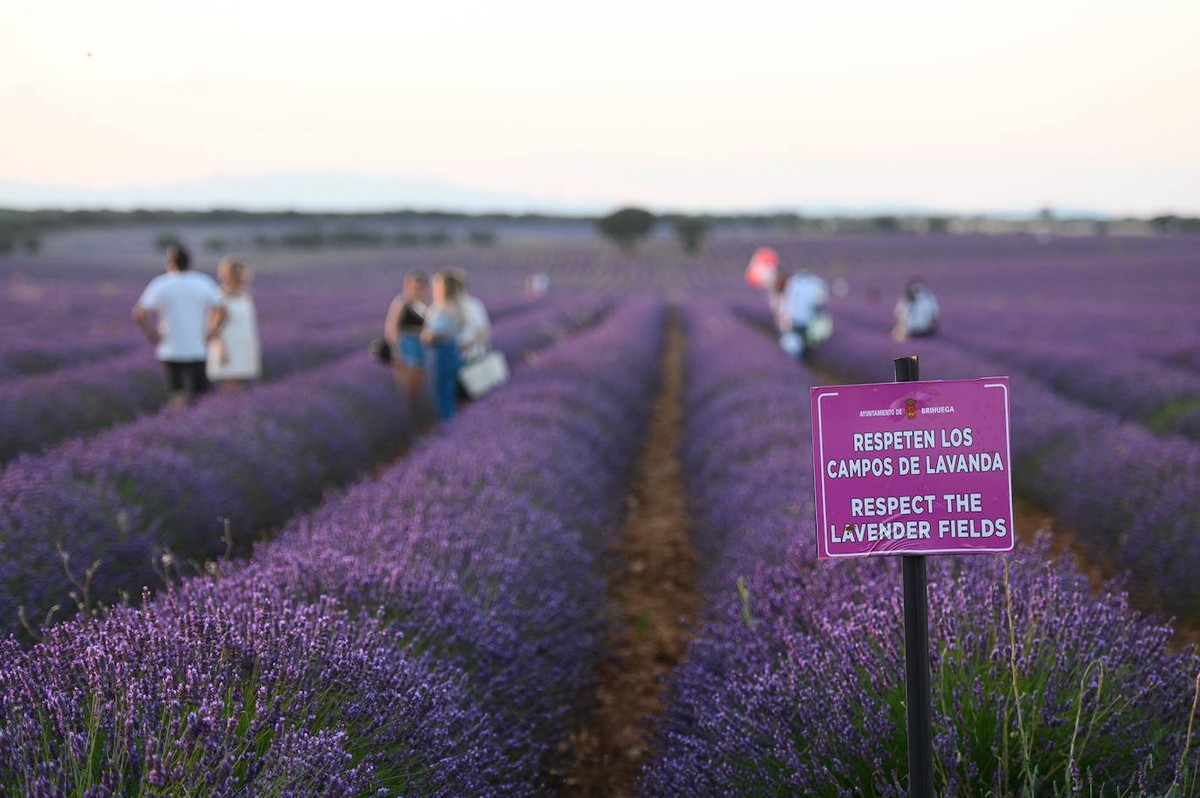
766, 264, 940, 361
133, 242, 938, 412
383, 267, 490, 425
132, 245, 260, 408
131, 245, 491, 426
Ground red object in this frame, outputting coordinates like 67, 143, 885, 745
744, 247, 779, 289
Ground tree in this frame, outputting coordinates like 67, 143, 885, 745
671, 215, 710, 254
154, 233, 181, 251
596, 207, 656, 252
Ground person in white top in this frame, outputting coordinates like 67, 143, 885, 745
893, 278, 940, 341
133, 245, 226, 408
453, 268, 491, 362
776, 268, 830, 361
524, 272, 550, 299
207, 255, 261, 391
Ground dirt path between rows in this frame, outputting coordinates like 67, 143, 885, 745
558, 312, 699, 798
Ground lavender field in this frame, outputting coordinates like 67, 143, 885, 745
0, 229, 1198, 796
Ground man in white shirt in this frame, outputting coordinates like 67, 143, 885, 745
132, 245, 226, 408
777, 268, 830, 360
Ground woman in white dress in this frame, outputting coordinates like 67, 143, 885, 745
207, 255, 261, 391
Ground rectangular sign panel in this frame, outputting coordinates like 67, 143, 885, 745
811, 377, 1013, 559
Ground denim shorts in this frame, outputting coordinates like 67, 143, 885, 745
400, 333, 425, 367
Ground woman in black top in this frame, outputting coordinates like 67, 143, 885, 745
384, 270, 430, 422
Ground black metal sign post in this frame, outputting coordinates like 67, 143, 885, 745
895, 354, 934, 798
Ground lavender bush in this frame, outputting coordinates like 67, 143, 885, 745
1, 280, 143, 379
642, 299, 1200, 797
797, 306, 1200, 623
0, 288, 585, 463
0, 586, 505, 796
0, 295, 611, 637
649, 546, 1200, 797
0, 295, 666, 795
0, 324, 364, 462
728, 293, 1200, 623
837, 299, 1200, 440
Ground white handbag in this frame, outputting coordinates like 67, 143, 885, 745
457, 350, 509, 398
806, 311, 834, 345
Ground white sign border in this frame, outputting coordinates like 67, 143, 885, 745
813, 379, 1015, 559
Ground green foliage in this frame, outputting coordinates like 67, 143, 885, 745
468, 229, 496, 247
927, 216, 951, 234
1151, 215, 1200, 234
670, 215, 710, 254
596, 207, 657, 252
926, 563, 1198, 798
330, 227, 385, 247
425, 229, 453, 247
154, 232, 181, 251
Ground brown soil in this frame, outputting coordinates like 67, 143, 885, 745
557, 313, 700, 797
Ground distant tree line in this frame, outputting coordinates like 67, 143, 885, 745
220, 226, 496, 253
595, 207, 713, 254
3, 206, 1199, 259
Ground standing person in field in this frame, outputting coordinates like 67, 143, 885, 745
421, 270, 467, 422
454, 268, 491, 362
207, 255, 261, 391
892, 277, 940, 341
383, 270, 430, 424
777, 266, 830, 361
132, 244, 226, 408
453, 268, 492, 402
525, 271, 550, 299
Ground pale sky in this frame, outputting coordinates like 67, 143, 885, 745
4, 0, 1199, 214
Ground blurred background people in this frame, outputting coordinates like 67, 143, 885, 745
454, 268, 491, 362
776, 266, 830, 361
893, 277, 940, 340
525, 271, 550, 299
132, 244, 226, 408
206, 255, 261, 392
384, 270, 430, 423
421, 270, 467, 422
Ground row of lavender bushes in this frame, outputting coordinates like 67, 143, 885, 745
0, 290, 544, 462
0, 295, 666, 796
0, 295, 612, 638
0, 322, 368, 462
790, 234, 1200, 380
0, 279, 388, 380
797, 304, 1200, 624
837, 299, 1200, 441
1, 280, 143, 379
641, 300, 1200, 797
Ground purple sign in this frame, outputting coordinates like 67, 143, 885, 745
811, 378, 1013, 559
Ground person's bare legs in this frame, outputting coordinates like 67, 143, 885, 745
401, 365, 434, 432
